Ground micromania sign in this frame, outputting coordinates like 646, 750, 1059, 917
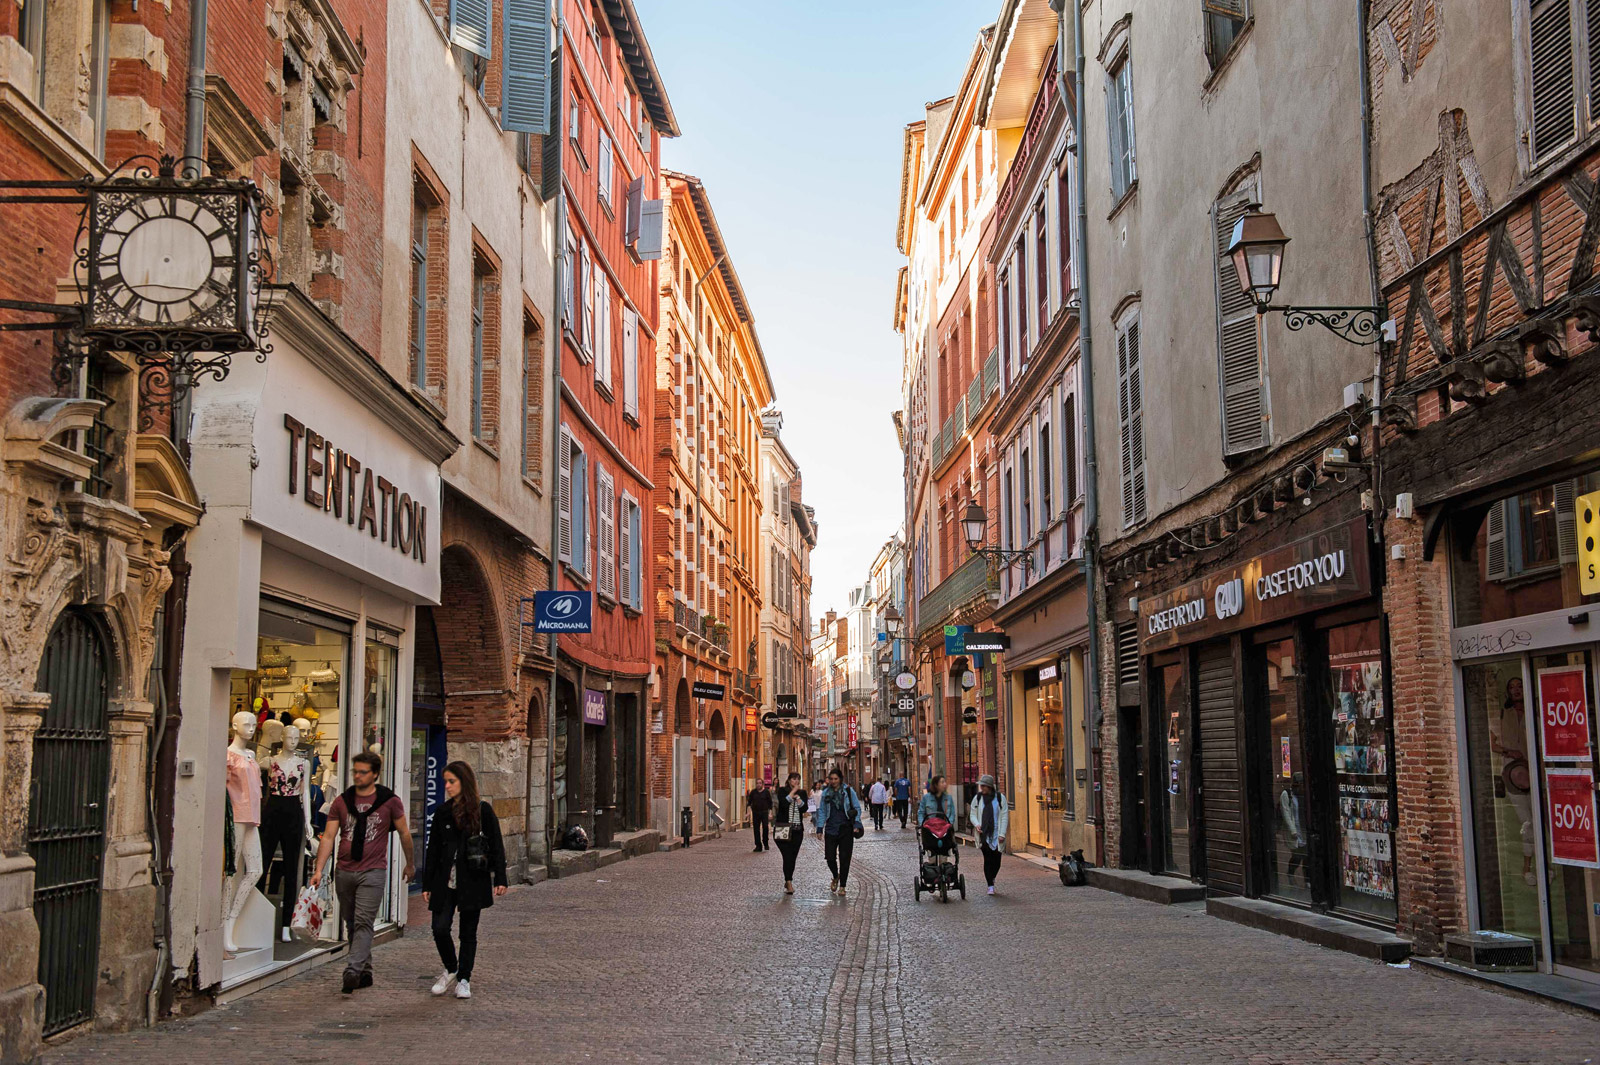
1138, 519, 1372, 653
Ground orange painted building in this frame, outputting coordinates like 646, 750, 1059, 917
551, 0, 677, 846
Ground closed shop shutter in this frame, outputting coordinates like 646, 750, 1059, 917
1197, 640, 1245, 895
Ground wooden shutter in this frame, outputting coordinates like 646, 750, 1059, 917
598, 467, 616, 599
598, 132, 613, 205
619, 496, 633, 608
623, 307, 639, 417
1556, 478, 1580, 562
502, 0, 550, 133
594, 271, 611, 386
1063, 393, 1078, 503
1530, 0, 1578, 161
1588, 0, 1600, 113
637, 198, 665, 261
448, 0, 493, 58
580, 242, 593, 357
1197, 641, 1245, 896
1117, 317, 1147, 527
1485, 498, 1510, 581
1204, 0, 1246, 16
557, 426, 572, 562
1215, 188, 1267, 455
574, 448, 589, 576
539, 53, 562, 200
624, 176, 644, 247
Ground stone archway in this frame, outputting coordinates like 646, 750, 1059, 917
707, 710, 728, 829
671, 677, 693, 829
434, 544, 508, 735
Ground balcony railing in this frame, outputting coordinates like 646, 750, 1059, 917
673, 600, 697, 632
916, 551, 998, 637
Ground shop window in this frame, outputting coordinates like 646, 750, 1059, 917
1462, 658, 1544, 943
1451, 474, 1597, 628
1323, 619, 1396, 918
1259, 637, 1312, 904
1158, 660, 1192, 876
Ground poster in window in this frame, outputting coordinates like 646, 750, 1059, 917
1329, 627, 1395, 901
1536, 665, 1592, 762
1545, 767, 1600, 869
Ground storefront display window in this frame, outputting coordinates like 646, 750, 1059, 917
1158, 661, 1191, 876
1260, 638, 1311, 904
223, 602, 350, 983
1530, 651, 1600, 975
1023, 665, 1066, 852
1463, 659, 1545, 946
1324, 620, 1395, 919
1451, 473, 1600, 629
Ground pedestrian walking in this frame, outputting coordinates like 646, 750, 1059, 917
967, 774, 1009, 895
422, 761, 508, 999
772, 772, 808, 894
812, 767, 864, 897
747, 779, 773, 852
868, 777, 889, 830
917, 774, 957, 830
309, 751, 413, 994
892, 773, 911, 828
807, 779, 823, 821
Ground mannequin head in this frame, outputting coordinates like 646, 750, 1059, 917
230, 710, 257, 743
281, 725, 301, 753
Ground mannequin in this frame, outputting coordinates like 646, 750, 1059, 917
257, 724, 315, 942
221, 711, 264, 953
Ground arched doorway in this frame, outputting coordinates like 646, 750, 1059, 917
29, 609, 113, 1036
671, 678, 693, 830
708, 710, 728, 829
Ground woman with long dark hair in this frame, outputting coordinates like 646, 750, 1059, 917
422, 761, 507, 999
772, 772, 808, 894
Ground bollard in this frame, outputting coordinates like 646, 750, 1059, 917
680, 806, 693, 849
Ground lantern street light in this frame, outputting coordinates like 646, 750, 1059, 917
962, 500, 1034, 573
1226, 206, 1385, 346
883, 605, 903, 637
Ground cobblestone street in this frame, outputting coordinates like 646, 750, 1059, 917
42, 827, 1598, 1065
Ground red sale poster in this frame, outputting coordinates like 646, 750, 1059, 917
1536, 666, 1593, 761
1545, 768, 1600, 869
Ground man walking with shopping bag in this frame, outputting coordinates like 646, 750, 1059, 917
310, 751, 413, 993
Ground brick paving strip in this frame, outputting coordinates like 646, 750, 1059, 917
40, 828, 1600, 1065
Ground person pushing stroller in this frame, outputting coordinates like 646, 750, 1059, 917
914, 775, 964, 901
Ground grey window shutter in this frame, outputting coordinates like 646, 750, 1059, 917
1117, 326, 1135, 526
1485, 499, 1509, 581
1556, 478, 1580, 562
637, 198, 665, 261
448, 0, 493, 59
1117, 318, 1147, 527
1204, 0, 1246, 16
1215, 188, 1267, 455
502, 0, 551, 134
625, 176, 644, 247
539, 52, 562, 201
1588, 0, 1600, 113
557, 426, 572, 562
1530, 0, 1577, 161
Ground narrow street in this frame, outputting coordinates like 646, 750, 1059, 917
42, 829, 1596, 1065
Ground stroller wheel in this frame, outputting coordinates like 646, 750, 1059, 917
959, 875, 967, 899
912, 877, 921, 900
939, 881, 949, 903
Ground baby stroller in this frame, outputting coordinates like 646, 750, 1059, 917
913, 816, 966, 902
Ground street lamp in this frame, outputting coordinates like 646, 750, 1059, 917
884, 605, 903, 637
1226, 206, 1385, 346
962, 500, 1033, 572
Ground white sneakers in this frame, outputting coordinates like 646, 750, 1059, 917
987, 886, 996, 896
431, 970, 458, 996
455, 979, 472, 999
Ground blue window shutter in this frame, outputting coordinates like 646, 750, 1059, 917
448, 0, 493, 59
502, 0, 551, 134
637, 198, 665, 261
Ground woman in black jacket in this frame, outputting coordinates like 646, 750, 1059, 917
772, 772, 808, 895
422, 761, 507, 999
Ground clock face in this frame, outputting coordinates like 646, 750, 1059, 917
95, 195, 238, 325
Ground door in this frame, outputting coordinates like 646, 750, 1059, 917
28, 610, 113, 1036
1259, 636, 1312, 904
1197, 640, 1245, 895
1157, 660, 1193, 876
673, 736, 693, 831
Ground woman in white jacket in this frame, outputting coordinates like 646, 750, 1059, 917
967, 774, 1009, 895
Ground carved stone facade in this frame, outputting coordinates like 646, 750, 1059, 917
0, 394, 198, 1057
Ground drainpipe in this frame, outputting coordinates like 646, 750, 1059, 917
1357, 0, 1387, 542
690, 250, 725, 831
546, 17, 569, 871
184, 0, 207, 162
1053, 0, 1106, 842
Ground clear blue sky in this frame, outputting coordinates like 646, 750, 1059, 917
633, 0, 988, 621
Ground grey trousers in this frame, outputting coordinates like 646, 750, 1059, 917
335, 867, 386, 975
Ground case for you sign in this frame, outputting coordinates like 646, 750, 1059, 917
1139, 519, 1372, 652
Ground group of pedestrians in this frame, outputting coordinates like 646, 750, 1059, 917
308, 753, 508, 1000
745, 768, 1011, 898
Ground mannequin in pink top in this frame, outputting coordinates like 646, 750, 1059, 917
222, 710, 264, 953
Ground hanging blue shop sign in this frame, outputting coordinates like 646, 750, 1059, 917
944, 624, 973, 654
532, 590, 593, 633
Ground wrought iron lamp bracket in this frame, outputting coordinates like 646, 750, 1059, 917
976, 547, 1034, 574
1259, 305, 1384, 346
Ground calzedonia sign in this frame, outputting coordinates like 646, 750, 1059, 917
284, 414, 429, 564
1138, 518, 1372, 653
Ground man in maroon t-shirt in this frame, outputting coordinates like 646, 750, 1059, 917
310, 751, 413, 993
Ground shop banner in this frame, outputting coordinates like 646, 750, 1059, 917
1138, 518, 1372, 653
848, 715, 858, 749
744, 703, 758, 732
1545, 767, 1600, 868
582, 688, 607, 727
1537, 666, 1593, 761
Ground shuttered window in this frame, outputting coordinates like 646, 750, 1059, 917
448, 0, 493, 58
620, 493, 641, 609
1526, 0, 1600, 164
1204, 0, 1249, 69
572, 440, 589, 577
579, 241, 593, 359
598, 131, 614, 207
622, 306, 639, 418
1116, 312, 1148, 528
502, 0, 551, 135
597, 465, 616, 600
1214, 186, 1268, 456
594, 269, 612, 390
557, 425, 573, 563
1063, 393, 1079, 504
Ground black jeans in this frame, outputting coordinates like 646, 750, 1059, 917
824, 831, 855, 887
431, 893, 483, 980
776, 834, 802, 881
870, 803, 885, 829
752, 813, 770, 849
980, 842, 1003, 886
893, 799, 908, 826
256, 795, 306, 937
